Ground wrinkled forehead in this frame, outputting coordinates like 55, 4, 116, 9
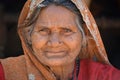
40, 4, 76, 16
36, 4, 78, 25
36, 4, 77, 27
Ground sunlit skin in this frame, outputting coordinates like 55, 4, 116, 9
31, 4, 83, 79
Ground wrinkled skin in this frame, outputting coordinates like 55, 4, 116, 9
31, 4, 83, 66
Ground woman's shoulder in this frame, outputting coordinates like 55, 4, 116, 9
79, 59, 120, 80
80, 59, 120, 71
0, 55, 27, 80
80, 59, 117, 68
0, 55, 26, 68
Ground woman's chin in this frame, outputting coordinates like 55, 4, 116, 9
42, 57, 72, 67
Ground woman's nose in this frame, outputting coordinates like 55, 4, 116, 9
48, 32, 62, 47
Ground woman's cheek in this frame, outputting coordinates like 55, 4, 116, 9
31, 33, 48, 49
64, 34, 81, 45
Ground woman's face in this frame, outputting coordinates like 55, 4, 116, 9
31, 5, 82, 66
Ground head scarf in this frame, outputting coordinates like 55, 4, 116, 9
17, 0, 110, 79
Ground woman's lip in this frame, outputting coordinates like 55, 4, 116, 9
45, 51, 65, 53
44, 51, 67, 58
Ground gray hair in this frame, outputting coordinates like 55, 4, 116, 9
75, 17, 86, 47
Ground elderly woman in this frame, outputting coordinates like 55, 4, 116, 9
0, 0, 120, 80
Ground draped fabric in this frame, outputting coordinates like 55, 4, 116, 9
1, 0, 119, 80
0, 62, 5, 80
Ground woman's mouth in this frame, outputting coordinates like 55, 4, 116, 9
44, 51, 67, 58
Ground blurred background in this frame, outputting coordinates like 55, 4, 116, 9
0, 0, 120, 69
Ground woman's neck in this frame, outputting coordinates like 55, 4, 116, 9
50, 62, 75, 80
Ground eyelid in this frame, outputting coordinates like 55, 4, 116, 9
65, 28, 72, 32
35, 26, 48, 31
39, 28, 49, 31
34, 26, 51, 35
60, 28, 74, 36
61, 28, 73, 32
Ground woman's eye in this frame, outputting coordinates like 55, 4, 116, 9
64, 29, 71, 32
61, 28, 73, 35
65, 28, 72, 32
38, 28, 50, 35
